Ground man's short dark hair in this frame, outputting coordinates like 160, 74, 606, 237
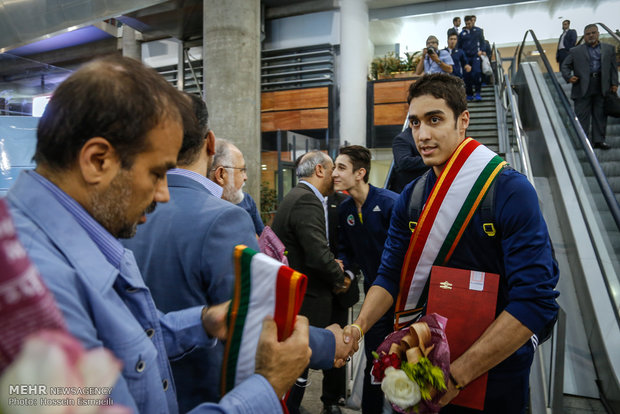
584, 23, 598, 33
464, 15, 473, 22
338, 145, 371, 183
35, 56, 194, 171
453, 17, 460, 24
563, 19, 570, 25
448, 31, 458, 40
407, 74, 467, 123
178, 93, 209, 166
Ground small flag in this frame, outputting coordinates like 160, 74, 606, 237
221, 245, 307, 397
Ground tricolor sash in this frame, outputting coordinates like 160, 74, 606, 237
221, 245, 307, 403
394, 138, 507, 329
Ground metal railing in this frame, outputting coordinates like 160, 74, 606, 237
512, 28, 620, 232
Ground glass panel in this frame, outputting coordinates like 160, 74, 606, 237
0, 53, 72, 117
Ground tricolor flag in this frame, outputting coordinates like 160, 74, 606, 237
220, 245, 307, 397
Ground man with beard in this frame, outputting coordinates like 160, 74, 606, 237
5, 57, 327, 413
208, 139, 264, 235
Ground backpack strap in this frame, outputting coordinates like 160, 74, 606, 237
479, 165, 513, 237
406, 170, 431, 233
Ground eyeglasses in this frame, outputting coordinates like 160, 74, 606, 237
220, 166, 247, 174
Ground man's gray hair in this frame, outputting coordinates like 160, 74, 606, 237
212, 138, 235, 170
296, 150, 330, 179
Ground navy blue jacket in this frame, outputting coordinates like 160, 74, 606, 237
236, 192, 264, 236
458, 26, 485, 57
446, 47, 468, 78
556, 29, 577, 61
374, 167, 559, 376
391, 127, 430, 193
337, 185, 398, 291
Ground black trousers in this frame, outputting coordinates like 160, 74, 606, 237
557, 49, 570, 67
574, 76, 606, 144
321, 299, 348, 406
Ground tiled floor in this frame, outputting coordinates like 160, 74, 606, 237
300, 369, 360, 414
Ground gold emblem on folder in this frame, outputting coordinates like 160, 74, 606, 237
440, 281, 453, 290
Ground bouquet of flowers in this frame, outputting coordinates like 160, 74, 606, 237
370, 313, 450, 414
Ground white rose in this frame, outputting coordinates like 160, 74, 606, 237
381, 367, 421, 409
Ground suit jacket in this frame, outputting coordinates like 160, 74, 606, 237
556, 29, 577, 60
391, 127, 431, 193
561, 42, 618, 100
328, 192, 360, 310
123, 173, 259, 410
271, 182, 345, 327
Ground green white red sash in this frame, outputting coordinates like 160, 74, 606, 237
221, 245, 307, 403
394, 138, 507, 329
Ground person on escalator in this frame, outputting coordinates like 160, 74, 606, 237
561, 23, 618, 150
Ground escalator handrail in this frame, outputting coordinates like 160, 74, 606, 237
493, 44, 534, 182
597, 22, 620, 43
517, 29, 620, 233
576, 22, 620, 46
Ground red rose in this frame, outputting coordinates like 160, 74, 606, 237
372, 352, 402, 383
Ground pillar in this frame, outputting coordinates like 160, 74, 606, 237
122, 25, 141, 60
203, 0, 261, 203
339, 0, 369, 147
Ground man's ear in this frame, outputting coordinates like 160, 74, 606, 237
314, 164, 325, 179
205, 130, 215, 157
213, 166, 226, 186
458, 110, 470, 134
78, 137, 120, 185
356, 168, 367, 182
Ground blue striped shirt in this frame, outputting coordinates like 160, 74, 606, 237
29, 171, 124, 269
167, 168, 223, 198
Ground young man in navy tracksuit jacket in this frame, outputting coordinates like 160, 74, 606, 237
458, 15, 485, 100
331, 145, 398, 414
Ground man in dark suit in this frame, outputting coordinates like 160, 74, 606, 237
447, 16, 460, 37
562, 24, 619, 150
390, 126, 431, 193
556, 19, 577, 67
272, 150, 352, 414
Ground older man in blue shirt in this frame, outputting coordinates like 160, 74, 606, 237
7, 57, 341, 414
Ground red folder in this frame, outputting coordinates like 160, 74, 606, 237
426, 265, 499, 411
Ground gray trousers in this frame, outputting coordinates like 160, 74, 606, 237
573, 76, 606, 144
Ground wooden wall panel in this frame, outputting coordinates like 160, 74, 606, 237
261, 108, 328, 132
261, 112, 275, 131
261, 87, 328, 112
374, 103, 408, 126
373, 80, 412, 104
300, 109, 328, 129
261, 93, 275, 112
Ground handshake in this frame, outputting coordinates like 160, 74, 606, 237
201, 302, 363, 399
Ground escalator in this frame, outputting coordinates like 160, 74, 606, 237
505, 24, 620, 413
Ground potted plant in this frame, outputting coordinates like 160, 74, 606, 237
370, 51, 422, 80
